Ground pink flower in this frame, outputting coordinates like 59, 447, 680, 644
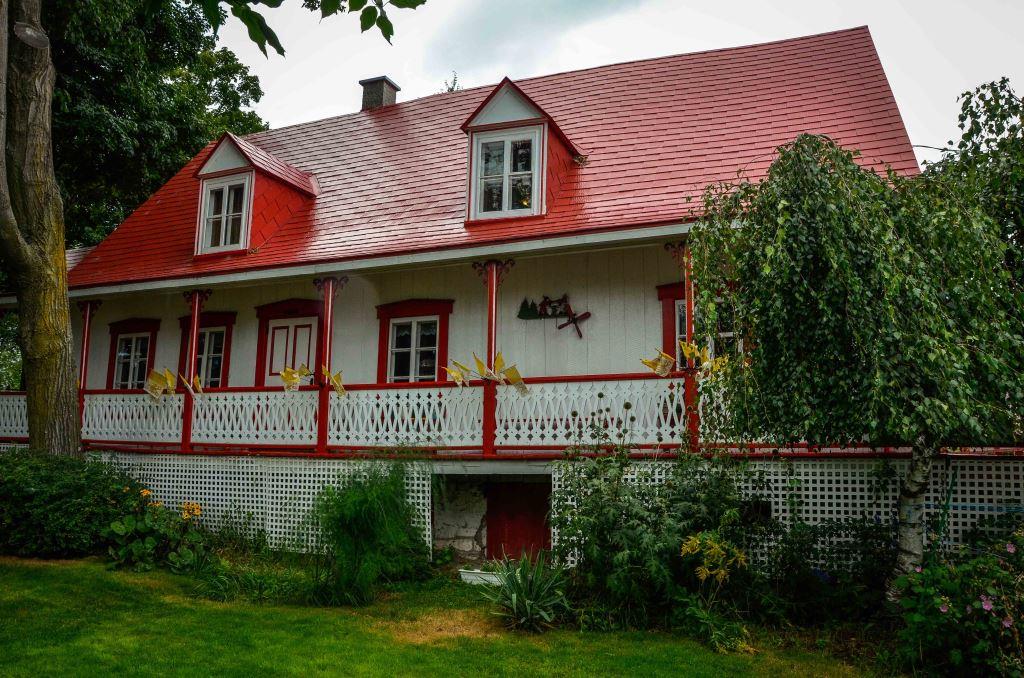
982, 598, 994, 612
914, 566, 922, 573
1007, 543, 1017, 554
1003, 618, 1013, 628
939, 603, 949, 613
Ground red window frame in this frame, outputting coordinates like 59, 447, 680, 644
106, 318, 160, 390
176, 311, 237, 388
253, 298, 324, 387
375, 299, 453, 383
656, 282, 686, 358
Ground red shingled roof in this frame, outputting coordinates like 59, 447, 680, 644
68, 26, 918, 290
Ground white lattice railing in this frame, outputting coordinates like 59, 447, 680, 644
495, 376, 688, 447
328, 385, 483, 448
0, 392, 28, 439
82, 392, 183, 443
192, 390, 319, 445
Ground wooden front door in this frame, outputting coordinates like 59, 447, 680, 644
486, 481, 551, 560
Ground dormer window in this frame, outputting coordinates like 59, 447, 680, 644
197, 173, 252, 254
471, 126, 542, 219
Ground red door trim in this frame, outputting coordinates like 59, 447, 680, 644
254, 298, 323, 387
176, 311, 237, 387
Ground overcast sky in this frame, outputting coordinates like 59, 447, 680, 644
217, 0, 1024, 166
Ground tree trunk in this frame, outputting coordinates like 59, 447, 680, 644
888, 438, 936, 599
0, 0, 80, 455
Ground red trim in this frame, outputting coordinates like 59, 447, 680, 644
254, 298, 324, 387
375, 299, 454, 383
656, 282, 686, 356
105, 318, 160, 389
176, 311, 237, 387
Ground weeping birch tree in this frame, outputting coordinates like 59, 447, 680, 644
690, 134, 1024, 588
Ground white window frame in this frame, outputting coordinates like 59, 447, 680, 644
113, 332, 151, 390
469, 125, 543, 220
709, 296, 743, 358
674, 299, 687, 364
195, 327, 227, 388
387, 315, 440, 383
196, 172, 253, 255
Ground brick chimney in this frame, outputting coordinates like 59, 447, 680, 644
359, 76, 400, 111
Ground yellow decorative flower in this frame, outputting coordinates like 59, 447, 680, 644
140, 489, 152, 498
180, 501, 202, 520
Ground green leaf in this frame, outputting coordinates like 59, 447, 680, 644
375, 13, 394, 42
389, 0, 426, 7
110, 521, 127, 536
321, 0, 343, 17
230, 3, 285, 57
349, 0, 368, 10
359, 5, 378, 32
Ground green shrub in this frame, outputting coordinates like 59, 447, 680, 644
552, 444, 746, 628
481, 552, 571, 632
0, 449, 143, 557
105, 499, 208, 573
894, 527, 1023, 676
310, 463, 429, 605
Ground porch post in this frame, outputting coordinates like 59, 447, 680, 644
76, 300, 100, 428
473, 259, 514, 457
667, 242, 699, 451
314, 276, 346, 455
181, 289, 210, 453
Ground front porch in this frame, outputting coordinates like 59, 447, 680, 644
1, 241, 698, 458
1, 373, 690, 458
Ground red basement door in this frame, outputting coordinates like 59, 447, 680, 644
486, 481, 552, 560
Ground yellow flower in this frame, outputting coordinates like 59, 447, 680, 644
148, 501, 163, 508
180, 501, 202, 520
140, 489, 152, 498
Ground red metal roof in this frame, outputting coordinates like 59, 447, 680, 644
211, 132, 319, 197
68, 26, 918, 289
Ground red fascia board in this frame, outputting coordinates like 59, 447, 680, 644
461, 77, 584, 157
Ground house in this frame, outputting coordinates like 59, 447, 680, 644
3, 27, 1017, 558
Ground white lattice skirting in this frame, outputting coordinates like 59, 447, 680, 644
552, 457, 1024, 547
100, 453, 432, 549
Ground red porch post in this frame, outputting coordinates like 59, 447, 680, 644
667, 242, 699, 451
314, 276, 346, 455
181, 289, 210, 453
473, 259, 514, 457
76, 300, 101, 427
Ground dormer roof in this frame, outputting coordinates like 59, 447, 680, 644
461, 77, 583, 157
198, 132, 319, 197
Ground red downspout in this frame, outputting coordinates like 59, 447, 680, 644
181, 290, 208, 453
315, 277, 340, 455
76, 300, 98, 428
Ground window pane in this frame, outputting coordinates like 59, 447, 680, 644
208, 330, 224, 355
135, 336, 149, 357
511, 139, 532, 173
416, 320, 437, 349
228, 184, 245, 214
117, 360, 131, 388
392, 322, 412, 350
117, 337, 133, 360
417, 349, 436, 380
206, 356, 222, 387
509, 175, 532, 210
481, 141, 504, 176
228, 215, 242, 245
481, 178, 503, 212
197, 332, 207, 356
391, 351, 411, 381
209, 187, 224, 216
208, 217, 223, 247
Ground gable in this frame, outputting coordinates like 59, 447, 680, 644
468, 83, 541, 127
200, 139, 250, 175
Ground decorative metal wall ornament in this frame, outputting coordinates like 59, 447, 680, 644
517, 294, 591, 338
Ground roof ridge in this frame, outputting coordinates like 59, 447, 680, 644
245, 25, 872, 140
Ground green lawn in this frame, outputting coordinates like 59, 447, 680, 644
0, 558, 863, 677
